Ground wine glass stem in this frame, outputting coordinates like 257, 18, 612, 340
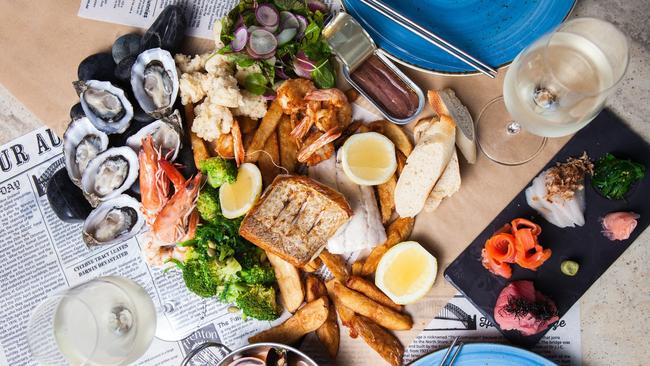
506, 121, 521, 135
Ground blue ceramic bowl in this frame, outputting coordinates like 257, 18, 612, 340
408, 343, 556, 365
342, 0, 576, 74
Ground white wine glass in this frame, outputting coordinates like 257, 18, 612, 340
477, 17, 629, 165
26, 276, 156, 366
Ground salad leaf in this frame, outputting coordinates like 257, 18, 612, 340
311, 59, 335, 88
244, 72, 269, 95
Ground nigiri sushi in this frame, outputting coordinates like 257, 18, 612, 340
525, 153, 593, 228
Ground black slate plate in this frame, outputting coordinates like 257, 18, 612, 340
444, 109, 650, 347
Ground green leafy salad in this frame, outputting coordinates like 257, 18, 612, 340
171, 157, 279, 321
592, 153, 645, 200
217, 0, 335, 94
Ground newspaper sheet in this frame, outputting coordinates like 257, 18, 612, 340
0, 127, 287, 366
403, 294, 581, 366
78, 0, 340, 40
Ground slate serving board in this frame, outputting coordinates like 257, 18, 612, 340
444, 109, 650, 347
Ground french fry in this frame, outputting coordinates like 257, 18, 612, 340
351, 315, 404, 366
319, 249, 349, 283
303, 257, 323, 273
396, 150, 407, 176
368, 120, 413, 157
326, 279, 357, 338
249, 297, 329, 344
377, 174, 397, 224
361, 217, 415, 276
183, 103, 210, 166
258, 130, 281, 187
239, 116, 258, 134
345, 88, 360, 103
331, 281, 412, 330
334, 120, 363, 149
267, 252, 304, 313
277, 114, 299, 173
351, 261, 364, 276
306, 275, 340, 358
246, 100, 283, 163
346, 275, 403, 312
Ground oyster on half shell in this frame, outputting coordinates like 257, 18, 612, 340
74, 80, 134, 134
81, 146, 139, 206
63, 117, 110, 187
125, 109, 182, 161
83, 195, 145, 246
131, 48, 179, 118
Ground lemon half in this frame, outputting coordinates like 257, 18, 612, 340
219, 163, 262, 219
375, 241, 438, 305
340, 132, 397, 186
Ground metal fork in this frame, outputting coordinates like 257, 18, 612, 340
438, 337, 465, 366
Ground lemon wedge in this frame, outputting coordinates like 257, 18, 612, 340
219, 163, 262, 219
340, 132, 397, 186
375, 241, 437, 305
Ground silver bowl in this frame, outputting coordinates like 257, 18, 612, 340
180, 342, 318, 366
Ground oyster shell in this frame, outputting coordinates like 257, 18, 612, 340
63, 117, 110, 187
83, 195, 145, 246
131, 48, 179, 118
74, 80, 134, 134
125, 109, 183, 161
81, 146, 139, 206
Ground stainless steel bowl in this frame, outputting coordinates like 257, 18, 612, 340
180, 342, 318, 366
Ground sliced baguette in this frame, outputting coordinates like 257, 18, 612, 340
423, 149, 461, 212
394, 115, 456, 217
428, 89, 477, 164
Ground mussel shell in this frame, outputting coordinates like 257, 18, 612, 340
130, 48, 179, 119
70, 102, 85, 120
78, 53, 116, 82
140, 5, 186, 54
125, 110, 183, 161
81, 146, 139, 206
47, 169, 93, 223
75, 80, 134, 134
63, 117, 110, 187
82, 194, 145, 246
114, 55, 137, 84
112, 33, 142, 64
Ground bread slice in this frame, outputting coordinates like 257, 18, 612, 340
423, 149, 461, 212
394, 115, 456, 217
239, 175, 352, 267
428, 89, 477, 164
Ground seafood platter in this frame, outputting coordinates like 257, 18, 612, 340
44, 1, 647, 365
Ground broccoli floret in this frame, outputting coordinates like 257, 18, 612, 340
197, 185, 222, 223
239, 264, 276, 285
198, 157, 237, 188
179, 254, 242, 298
236, 284, 280, 320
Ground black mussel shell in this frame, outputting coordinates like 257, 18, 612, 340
128, 178, 141, 200
176, 134, 197, 178
140, 5, 186, 53
78, 53, 116, 82
133, 103, 156, 123
70, 102, 85, 120
265, 348, 288, 366
114, 55, 137, 84
112, 33, 142, 64
47, 169, 93, 223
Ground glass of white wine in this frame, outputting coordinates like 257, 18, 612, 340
477, 17, 629, 165
26, 276, 156, 366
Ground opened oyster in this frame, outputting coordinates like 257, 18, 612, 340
74, 80, 134, 134
131, 48, 179, 118
81, 146, 139, 206
83, 195, 145, 246
125, 109, 182, 160
63, 117, 110, 187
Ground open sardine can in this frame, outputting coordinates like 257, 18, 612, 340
322, 12, 425, 125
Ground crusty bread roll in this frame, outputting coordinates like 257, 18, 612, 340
394, 115, 456, 217
428, 89, 477, 164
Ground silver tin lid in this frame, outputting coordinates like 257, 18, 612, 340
322, 12, 376, 72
